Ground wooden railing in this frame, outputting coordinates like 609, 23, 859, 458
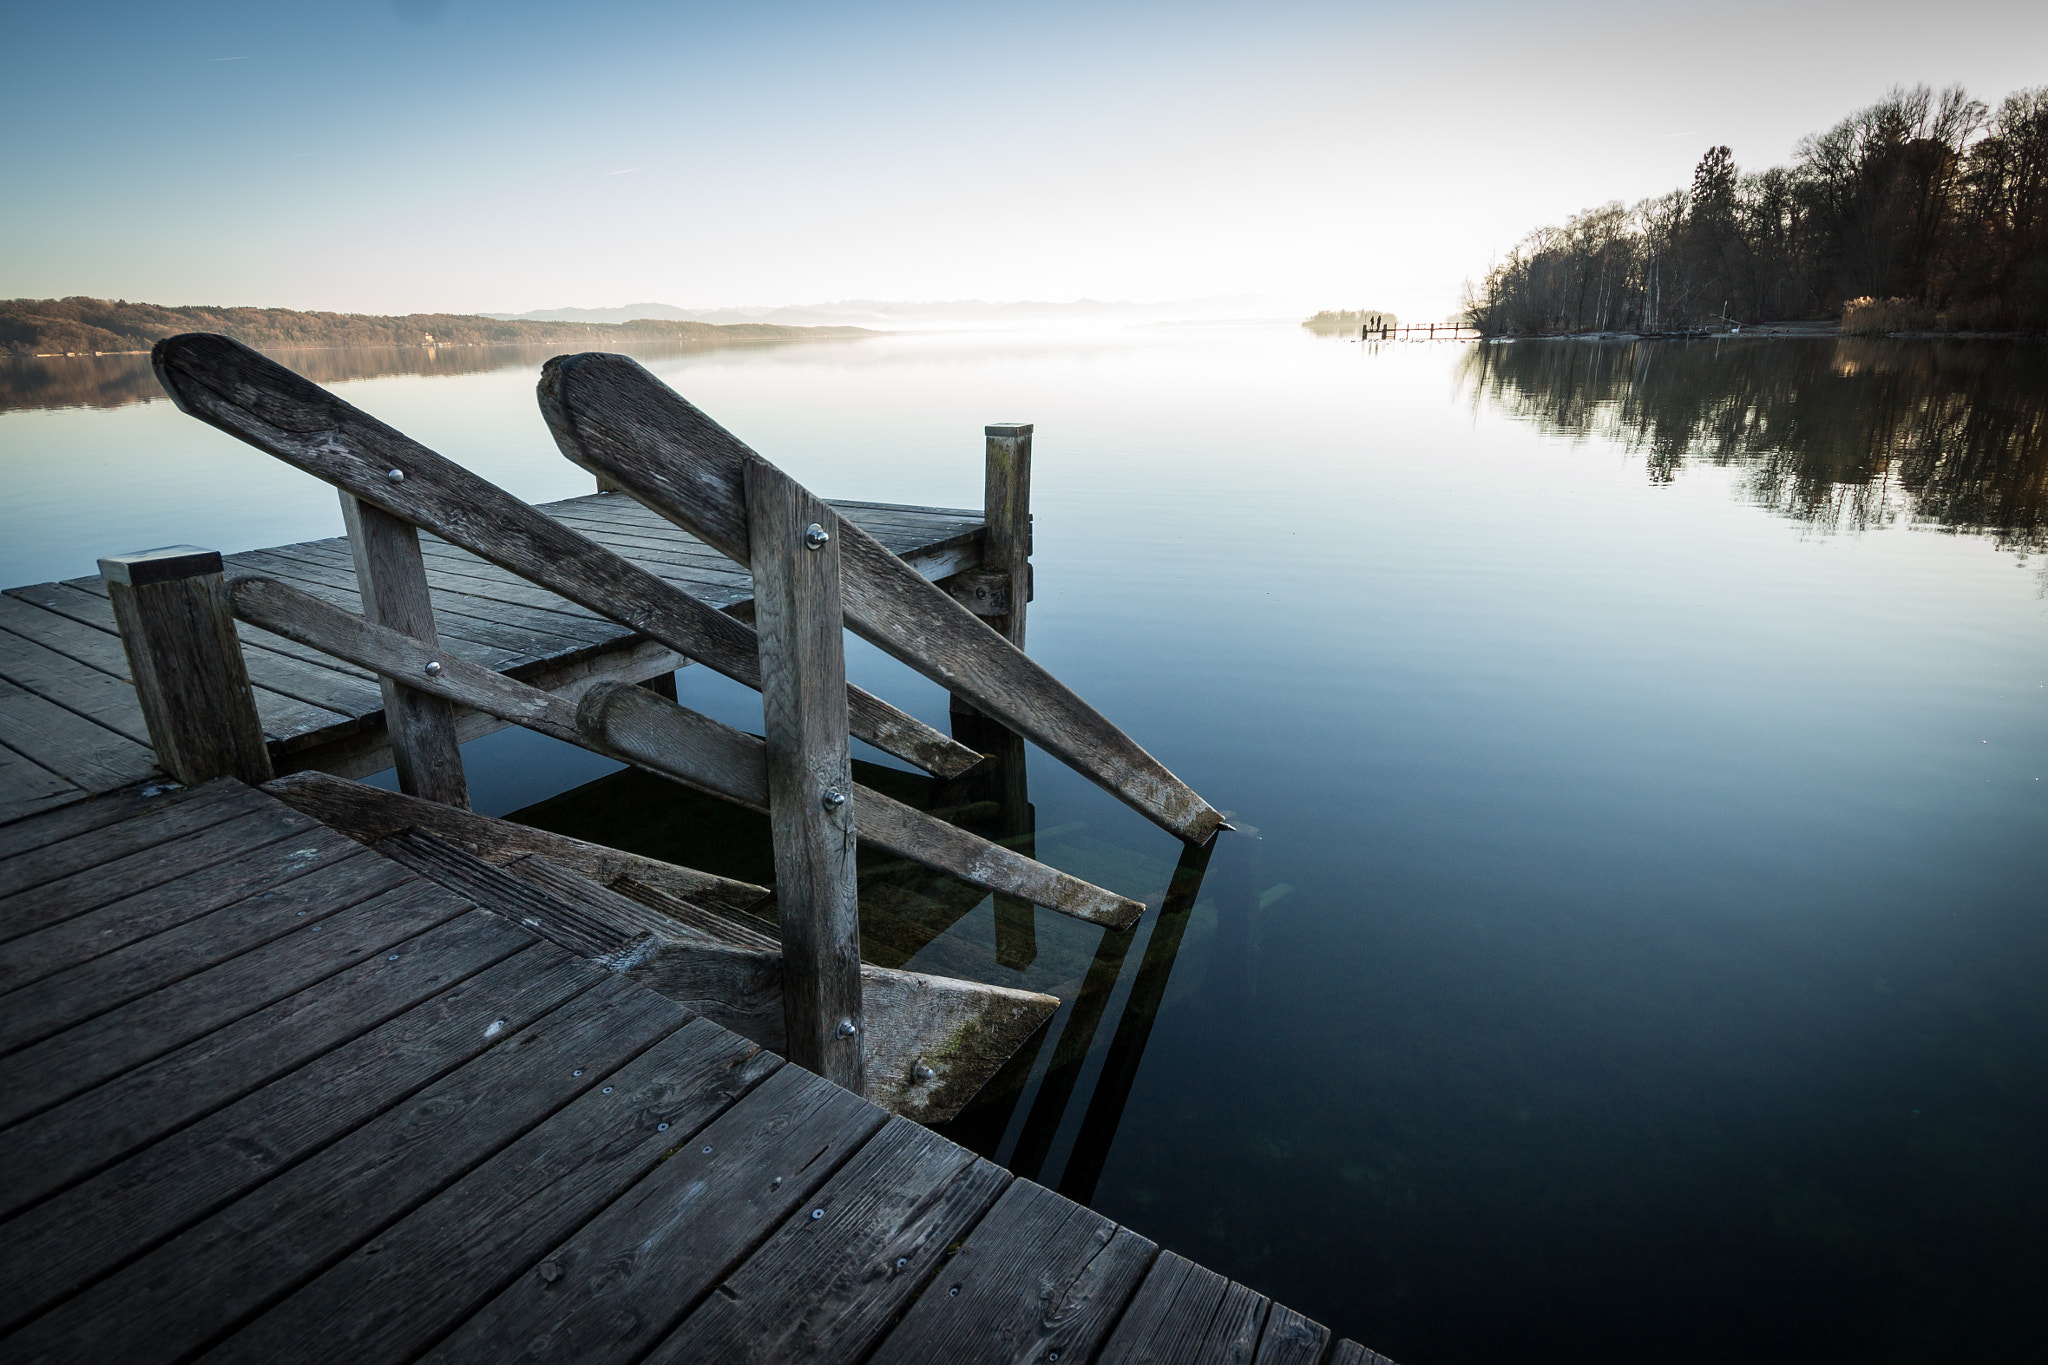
107, 333, 1220, 1093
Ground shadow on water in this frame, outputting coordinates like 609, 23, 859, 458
505, 692, 1217, 1195
1457, 337, 2048, 552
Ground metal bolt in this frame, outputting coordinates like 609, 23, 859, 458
386, 468, 404, 482
895, 1257, 908, 1270
811, 1208, 825, 1220
424, 660, 442, 676
804, 523, 830, 550
702, 1144, 713, 1154
912, 1061, 935, 1082
949, 1285, 960, 1297
573, 1069, 584, 1077
836, 1019, 858, 1038
602, 1086, 613, 1094
821, 787, 847, 811
657, 1122, 669, 1131
387, 953, 400, 961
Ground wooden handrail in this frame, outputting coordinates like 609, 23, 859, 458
151, 333, 980, 781
538, 352, 1227, 846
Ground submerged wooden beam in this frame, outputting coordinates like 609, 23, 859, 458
228, 575, 1144, 928
150, 333, 980, 780
536, 353, 1227, 845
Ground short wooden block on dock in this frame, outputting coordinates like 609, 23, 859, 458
0, 781, 1392, 1364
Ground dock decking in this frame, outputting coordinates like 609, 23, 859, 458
0, 491, 986, 821
0, 778, 1391, 1363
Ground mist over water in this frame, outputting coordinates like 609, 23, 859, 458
2, 325, 2044, 1361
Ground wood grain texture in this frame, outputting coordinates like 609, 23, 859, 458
100, 551, 272, 787
537, 352, 1223, 844
2, 976, 682, 1365
1252, 1304, 1334, 1365
0, 777, 254, 895
209, 1017, 776, 1365
0, 877, 469, 1129
338, 495, 471, 807
151, 333, 977, 778
0, 673, 159, 793
747, 461, 862, 1091
0, 742, 85, 829
422, 1061, 883, 1365
1328, 1342, 1399, 1365
868, 1177, 1159, 1365
372, 828, 641, 960
1096, 1252, 1270, 1365
0, 928, 566, 1322
640, 1115, 1012, 1365
981, 422, 1032, 648
262, 769, 769, 916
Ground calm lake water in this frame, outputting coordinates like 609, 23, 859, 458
4, 328, 2045, 1362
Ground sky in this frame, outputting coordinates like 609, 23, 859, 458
5, 0, 2045, 322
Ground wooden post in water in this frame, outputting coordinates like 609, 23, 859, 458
99, 546, 273, 787
339, 493, 470, 808
747, 462, 863, 1092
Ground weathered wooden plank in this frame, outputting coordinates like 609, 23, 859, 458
503, 850, 748, 946
982, 422, 1032, 648
537, 353, 1223, 844
1096, 1252, 1269, 1365
0, 877, 470, 1128
0, 623, 153, 745
0, 924, 563, 1304
868, 1178, 1159, 1365
152, 333, 978, 778
338, 495, 470, 807
0, 778, 253, 898
748, 461, 862, 1090
0, 674, 159, 792
261, 769, 770, 916
0, 775, 236, 864
100, 547, 273, 787
422, 1061, 884, 1365
2, 976, 682, 1365
0, 800, 322, 947
209, 1017, 776, 1365
0, 744, 82, 828
230, 549, 546, 664
642, 1116, 1012, 1365
0, 835, 382, 1031
227, 576, 1139, 928
375, 829, 639, 960
1252, 1305, 1334, 1365
17, 578, 361, 743
1327, 1342, 1398, 1365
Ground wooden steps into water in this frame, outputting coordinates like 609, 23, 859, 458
0, 780, 1393, 1364
0, 491, 986, 821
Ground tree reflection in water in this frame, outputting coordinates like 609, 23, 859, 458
1457, 338, 2048, 554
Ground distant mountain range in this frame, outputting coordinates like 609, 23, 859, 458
484, 297, 1278, 328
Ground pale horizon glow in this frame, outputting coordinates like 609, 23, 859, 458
4, 0, 2045, 322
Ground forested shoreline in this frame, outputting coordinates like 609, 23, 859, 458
1462, 84, 2048, 336
0, 297, 869, 358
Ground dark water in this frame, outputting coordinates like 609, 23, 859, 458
2, 328, 2043, 1361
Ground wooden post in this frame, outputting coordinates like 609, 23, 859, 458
746, 461, 863, 1092
951, 422, 1032, 724
99, 546, 272, 787
339, 492, 470, 808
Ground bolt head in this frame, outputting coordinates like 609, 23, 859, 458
836, 1018, 858, 1037
803, 522, 831, 550
386, 468, 405, 482
821, 786, 848, 810
913, 1061, 935, 1081
424, 660, 443, 675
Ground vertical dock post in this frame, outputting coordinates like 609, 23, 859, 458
982, 422, 1033, 650
747, 462, 863, 1092
340, 493, 470, 808
99, 546, 273, 787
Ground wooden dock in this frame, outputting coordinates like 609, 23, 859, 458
0, 336, 1399, 1361
0, 492, 985, 821
0, 777, 1393, 1363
